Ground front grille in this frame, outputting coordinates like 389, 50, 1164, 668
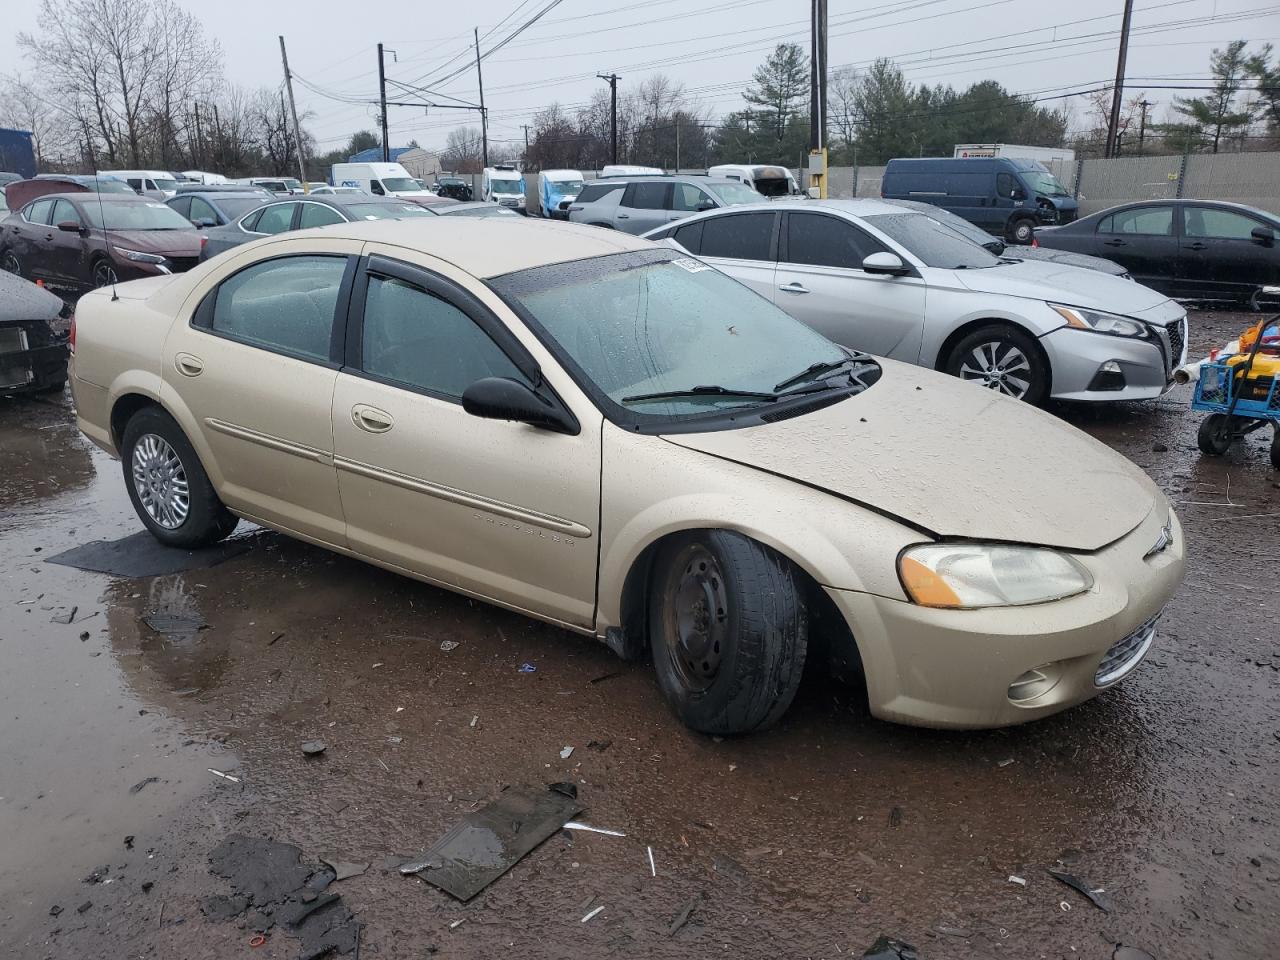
499, 199, 519, 207
165, 256, 200, 273
1166, 318, 1187, 370
1095, 615, 1157, 686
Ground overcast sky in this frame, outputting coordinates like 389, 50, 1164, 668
4, 0, 1277, 154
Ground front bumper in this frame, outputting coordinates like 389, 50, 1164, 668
1041, 319, 1186, 402
826, 506, 1184, 728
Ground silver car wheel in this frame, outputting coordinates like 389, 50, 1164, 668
958, 341, 1033, 398
93, 260, 118, 288
131, 433, 190, 529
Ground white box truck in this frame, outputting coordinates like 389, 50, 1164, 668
331, 162, 437, 202
953, 144, 1075, 164
482, 165, 527, 213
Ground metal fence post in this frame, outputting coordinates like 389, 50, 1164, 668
1073, 157, 1084, 200
852, 164, 859, 198
1175, 150, 1189, 199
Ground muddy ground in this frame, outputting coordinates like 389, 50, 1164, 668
1, 308, 1277, 960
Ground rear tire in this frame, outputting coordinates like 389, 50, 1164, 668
1197, 414, 1234, 456
121, 406, 238, 547
1, 249, 21, 276
1270, 428, 1280, 469
648, 531, 808, 735
944, 323, 1050, 404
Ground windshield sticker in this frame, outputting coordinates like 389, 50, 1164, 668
671, 257, 710, 273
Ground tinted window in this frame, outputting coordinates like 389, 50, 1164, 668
671, 220, 704, 254
672, 183, 713, 212
996, 172, 1016, 198
298, 202, 346, 228
699, 212, 774, 261
241, 209, 264, 231
361, 274, 527, 399
369, 180, 386, 196
126, 178, 143, 191
254, 203, 296, 235
26, 199, 54, 224
81, 200, 193, 230
52, 199, 83, 226
169, 196, 192, 219
786, 213, 885, 268
1184, 207, 1263, 240
189, 197, 217, 223
863, 212, 999, 269
623, 182, 668, 210
211, 256, 345, 361
576, 182, 624, 204
1099, 206, 1173, 236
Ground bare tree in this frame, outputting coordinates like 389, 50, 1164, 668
442, 126, 484, 173
148, 0, 222, 168
0, 74, 75, 167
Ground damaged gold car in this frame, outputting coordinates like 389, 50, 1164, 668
70, 219, 1185, 733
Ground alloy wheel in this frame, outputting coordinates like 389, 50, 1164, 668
93, 261, 118, 288
662, 544, 730, 693
131, 433, 190, 529
0, 251, 20, 276
958, 340, 1034, 398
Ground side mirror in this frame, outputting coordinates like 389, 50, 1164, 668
862, 251, 910, 276
695, 199, 717, 212
461, 377, 578, 435
56, 220, 83, 233
1251, 225, 1275, 246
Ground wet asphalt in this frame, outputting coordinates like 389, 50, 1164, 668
0, 308, 1276, 960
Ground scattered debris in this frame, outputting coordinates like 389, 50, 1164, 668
1048, 868, 1113, 912
449, 919, 465, 930
997, 758, 1016, 767
669, 892, 703, 936
589, 671, 622, 684
129, 777, 160, 794
301, 741, 327, 756
1152, 442, 1168, 452
648, 846, 657, 877
143, 612, 208, 637
581, 905, 605, 923
711, 854, 746, 881
209, 768, 241, 783
888, 806, 903, 828
439, 640, 459, 652
268, 632, 286, 646
386, 736, 403, 744
560, 745, 574, 759
1113, 947, 1156, 960
124, 835, 134, 850
399, 783, 582, 901
45, 530, 254, 578
518, 663, 537, 673
141, 882, 154, 893
586, 739, 612, 752
320, 858, 369, 882
470, 716, 479, 728
49, 905, 62, 917
1008, 875, 1027, 886
564, 822, 626, 837
76, 901, 92, 915
51, 606, 77, 624
862, 935, 919, 959
936, 926, 970, 938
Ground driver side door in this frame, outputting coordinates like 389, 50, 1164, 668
331, 250, 603, 628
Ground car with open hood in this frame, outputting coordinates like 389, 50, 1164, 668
69, 218, 1184, 734
0, 269, 71, 395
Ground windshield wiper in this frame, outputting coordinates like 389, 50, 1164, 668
621, 384, 781, 405
772, 355, 863, 392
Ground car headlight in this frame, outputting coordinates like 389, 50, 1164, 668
1050, 303, 1146, 338
115, 247, 166, 265
899, 543, 1093, 609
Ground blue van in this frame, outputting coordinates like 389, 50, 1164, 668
881, 157, 1078, 244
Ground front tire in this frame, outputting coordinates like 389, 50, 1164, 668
944, 323, 1049, 404
91, 258, 118, 289
1271, 429, 1280, 469
648, 531, 808, 735
1008, 217, 1036, 245
121, 406, 238, 547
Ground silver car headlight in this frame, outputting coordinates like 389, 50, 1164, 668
1050, 303, 1146, 338
115, 247, 166, 265
899, 543, 1093, 609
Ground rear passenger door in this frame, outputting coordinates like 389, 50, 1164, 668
687, 211, 778, 301
161, 244, 355, 545
1095, 205, 1178, 291
616, 181, 669, 234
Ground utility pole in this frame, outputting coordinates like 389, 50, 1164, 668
522, 124, 530, 165
598, 73, 619, 165
675, 119, 681, 172
808, 0, 828, 197
474, 28, 489, 170
1104, 0, 1136, 159
193, 101, 203, 168
278, 37, 308, 189
377, 43, 390, 162
1138, 99, 1151, 155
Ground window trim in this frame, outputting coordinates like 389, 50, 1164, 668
1096, 204, 1178, 238
190, 252, 357, 368
696, 210, 780, 262
240, 201, 297, 236
52, 198, 83, 226
343, 254, 554, 411
24, 198, 54, 225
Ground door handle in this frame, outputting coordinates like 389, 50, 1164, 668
174, 353, 204, 377
778, 281, 810, 294
1185, 241, 1207, 250
351, 404, 394, 433
1102, 239, 1126, 247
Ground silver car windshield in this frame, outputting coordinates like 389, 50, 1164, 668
863, 212, 1001, 270
493, 252, 859, 418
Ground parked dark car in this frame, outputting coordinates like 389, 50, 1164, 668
886, 199, 1129, 277
1036, 199, 1280, 302
200, 194, 437, 260
433, 176, 474, 201
166, 190, 273, 229
0, 269, 71, 395
33, 173, 137, 195
0, 191, 202, 292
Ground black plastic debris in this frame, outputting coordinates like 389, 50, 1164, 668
143, 612, 208, 637
669, 892, 703, 936
301, 741, 327, 756
1048, 868, 1114, 912
862, 935, 919, 959
319, 858, 369, 882
45, 530, 252, 578
399, 784, 582, 901
51, 606, 77, 624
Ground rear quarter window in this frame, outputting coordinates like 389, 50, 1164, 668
575, 182, 625, 204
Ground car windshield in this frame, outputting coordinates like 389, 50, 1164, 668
752, 177, 793, 197
282, 179, 302, 191
1023, 170, 1070, 197
890, 200, 999, 249
81, 200, 194, 230
381, 177, 422, 192
95, 179, 137, 194
863, 212, 1001, 269
153, 177, 180, 193
492, 250, 859, 420
712, 181, 768, 205
344, 202, 435, 220
550, 179, 584, 196
491, 178, 522, 194
217, 197, 267, 218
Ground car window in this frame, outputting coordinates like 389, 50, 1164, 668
1184, 207, 1263, 240
253, 203, 297, 235
126, 178, 143, 192
623, 181, 668, 210
698, 212, 774, 261
169, 196, 192, 219
210, 255, 345, 361
996, 172, 1016, 198
671, 220, 704, 254
672, 183, 713, 213
51, 199, 83, 226
26, 198, 54, 224
575, 182, 624, 204
189, 197, 217, 223
1099, 206, 1174, 236
369, 180, 386, 196
361, 274, 528, 399
298, 202, 346, 228
785, 213, 885, 269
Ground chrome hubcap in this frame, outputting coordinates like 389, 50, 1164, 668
665, 545, 729, 692
959, 341, 1032, 398
131, 434, 189, 529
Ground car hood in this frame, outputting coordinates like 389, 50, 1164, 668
108, 229, 202, 257
1009, 246, 1127, 277
661, 361, 1159, 551
951, 259, 1168, 315
0, 270, 65, 323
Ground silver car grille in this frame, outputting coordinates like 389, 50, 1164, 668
1095, 615, 1157, 686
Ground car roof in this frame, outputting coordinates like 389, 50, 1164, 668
296, 217, 650, 277
178, 190, 271, 200
666, 197, 907, 217
1076, 198, 1280, 223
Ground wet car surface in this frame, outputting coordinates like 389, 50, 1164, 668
1, 308, 1276, 959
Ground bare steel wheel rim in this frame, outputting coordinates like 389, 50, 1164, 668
663, 545, 730, 693
93, 261, 117, 287
1, 251, 19, 275
958, 340, 1033, 398
131, 434, 190, 530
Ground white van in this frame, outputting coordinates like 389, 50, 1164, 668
599, 164, 664, 178
98, 169, 181, 199
482, 166, 526, 212
526, 168, 585, 218
331, 162, 435, 201
182, 170, 229, 185
707, 163, 801, 198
